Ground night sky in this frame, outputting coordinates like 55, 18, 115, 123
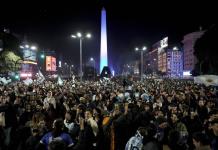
0, 0, 216, 72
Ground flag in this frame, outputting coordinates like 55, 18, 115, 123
194, 75, 218, 86
23, 78, 33, 85
57, 76, 63, 86
36, 70, 45, 84
0, 77, 12, 85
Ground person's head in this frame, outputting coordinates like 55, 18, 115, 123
192, 132, 210, 148
52, 119, 64, 135
198, 99, 205, 107
32, 112, 45, 125
171, 114, 178, 124
65, 111, 72, 122
85, 108, 93, 121
47, 91, 52, 97
138, 124, 157, 144
144, 103, 151, 112
77, 104, 86, 114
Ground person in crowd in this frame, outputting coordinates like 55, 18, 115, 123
40, 119, 74, 149
192, 132, 211, 150
0, 77, 218, 150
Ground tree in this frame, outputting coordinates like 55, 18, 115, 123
194, 24, 218, 75
0, 51, 22, 73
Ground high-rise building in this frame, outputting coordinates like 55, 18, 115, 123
148, 37, 168, 74
157, 47, 183, 77
166, 48, 183, 77
182, 31, 204, 72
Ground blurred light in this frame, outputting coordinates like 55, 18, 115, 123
86, 33, 91, 38
142, 46, 147, 51
135, 47, 139, 51
30, 46, 37, 50
183, 71, 191, 76
173, 47, 178, 50
25, 45, 29, 48
71, 65, 74, 67
41, 54, 45, 59
20, 46, 24, 49
153, 58, 156, 61
90, 57, 94, 61
112, 70, 115, 76
15, 75, 19, 79
20, 73, 32, 77
77, 32, 82, 38
71, 35, 77, 38
59, 61, 62, 67
65, 62, 67, 65
148, 64, 150, 66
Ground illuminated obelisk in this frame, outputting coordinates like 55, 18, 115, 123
100, 7, 108, 73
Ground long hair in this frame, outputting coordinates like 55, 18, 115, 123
52, 119, 64, 138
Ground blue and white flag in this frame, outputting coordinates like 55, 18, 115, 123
36, 70, 45, 84
0, 77, 12, 85
23, 78, 33, 85
57, 76, 63, 86
194, 75, 218, 86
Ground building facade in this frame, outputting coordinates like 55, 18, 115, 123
167, 48, 183, 77
182, 31, 204, 72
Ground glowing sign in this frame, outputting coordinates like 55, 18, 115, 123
183, 71, 192, 76
158, 37, 168, 54
160, 37, 168, 48
20, 73, 32, 77
23, 49, 37, 61
46, 56, 56, 71
46, 56, 52, 71
51, 57, 56, 71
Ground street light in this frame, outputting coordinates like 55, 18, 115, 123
173, 46, 178, 50
90, 57, 95, 81
30, 46, 37, 50
71, 32, 92, 82
135, 46, 147, 81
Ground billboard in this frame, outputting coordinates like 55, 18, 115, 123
158, 37, 168, 54
51, 57, 56, 71
46, 56, 56, 71
23, 49, 37, 61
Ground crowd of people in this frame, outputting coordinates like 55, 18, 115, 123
0, 76, 218, 150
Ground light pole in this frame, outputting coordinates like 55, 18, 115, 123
90, 57, 95, 81
135, 46, 147, 81
71, 32, 91, 82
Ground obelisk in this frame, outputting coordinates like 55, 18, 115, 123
100, 7, 108, 73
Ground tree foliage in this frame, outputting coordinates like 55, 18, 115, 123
194, 24, 218, 75
0, 51, 22, 73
